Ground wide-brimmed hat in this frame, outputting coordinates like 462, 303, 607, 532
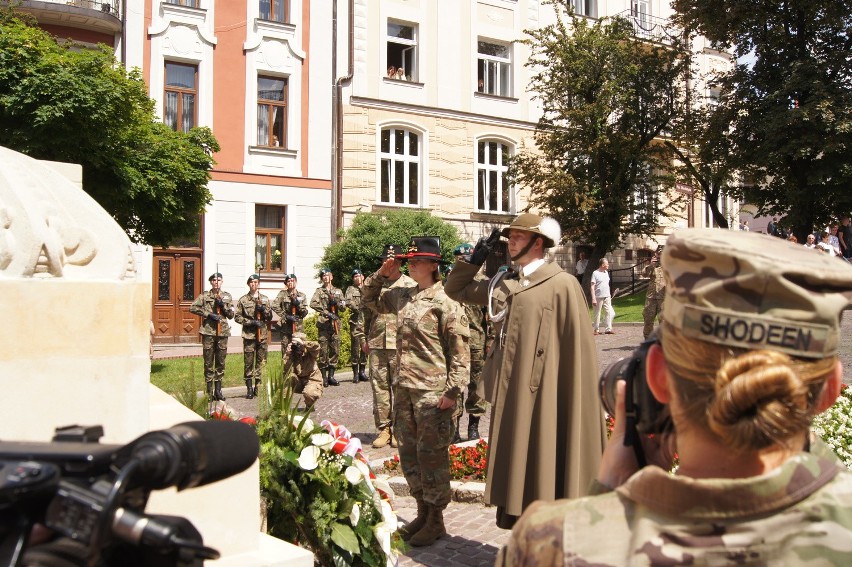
501, 213, 560, 248
404, 236, 447, 263
376, 244, 403, 260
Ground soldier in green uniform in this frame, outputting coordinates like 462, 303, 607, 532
451, 243, 488, 442
271, 273, 309, 356
363, 236, 470, 548
642, 247, 665, 339
283, 332, 323, 408
189, 272, 235, 401
234, 274, 273, 399
363, 245, 416, 449
345, 269, 367, 384
498, 228, 852, 566
310, 268, 345, 387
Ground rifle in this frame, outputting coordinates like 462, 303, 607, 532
329, 293, 339, 335
290, 293, 298, 335
253, 295, 263, 342
214, 290, 222, 336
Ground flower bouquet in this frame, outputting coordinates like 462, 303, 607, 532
257, 372, 403, 566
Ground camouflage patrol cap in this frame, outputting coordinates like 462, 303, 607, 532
662, 228, 852, 359
501, 213, 557, 248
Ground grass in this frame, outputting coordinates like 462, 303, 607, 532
588, 291, 647, 323
151, 352, 283, 395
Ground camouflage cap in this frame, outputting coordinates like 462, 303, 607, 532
662, 228, 852, 359
501, 213, 559, 248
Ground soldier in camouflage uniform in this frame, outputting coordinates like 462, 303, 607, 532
451, 243, 488, 442
362, 236, 470, 548
234, 274, 273, 399
642, 248, 665, 339
310, 268, 346, 387
271, 273, 309, 356
363, 245, 416, 449
498, 228, 852, 565
345, 269, 367, 384
189, 272, 235, 401
283, 332, 323, 407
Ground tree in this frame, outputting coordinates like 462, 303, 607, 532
0, 10, 219, 246
672, 0, 852, 239
318, 210, 461, 288
510, 1, 688, 283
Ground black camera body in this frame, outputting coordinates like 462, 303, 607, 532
290, 341, 304, 356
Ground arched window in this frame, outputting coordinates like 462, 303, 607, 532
379, 127, 420, 206
476, 140, 512, 213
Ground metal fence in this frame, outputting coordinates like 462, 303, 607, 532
39, 0, 122, 17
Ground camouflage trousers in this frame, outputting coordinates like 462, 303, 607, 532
243, 338, 267, 382
463, 348, 488, 416
318, 328, 340, 370
394, 386, 457, 508
349, 325, 367, 366
369, 348, 394, 430
201, 335, 228, 383
643, 296, 664, 339
292, 374, 323, 407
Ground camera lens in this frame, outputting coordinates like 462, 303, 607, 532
599, 357, 631, 418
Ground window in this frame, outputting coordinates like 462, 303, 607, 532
164, 62, 197, 132
259, 0, 287, 23
255, 205, 285, 272
631, 0, 650, 27
573, 0, 597, 17
476, 140, 512, 213
477, 41, 512, 97
257, 76, 287, 147
379, 128, 420, 206
386, 22, 417, 82
165, 0, 198, 7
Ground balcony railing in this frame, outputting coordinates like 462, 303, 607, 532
31, 0, 122, 17
614, 10, 679, 45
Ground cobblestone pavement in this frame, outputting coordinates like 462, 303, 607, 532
155, 316, 852, 566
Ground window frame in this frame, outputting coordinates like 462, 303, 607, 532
378, 127, 422, 207
256, 75, 288, 148
476, 139, 514, 214
165, 0, 199, 7
163, 61, 198, 133
477, 41, 512, 97
258, 0, 288, 23
572, 0, 597, 17
386, 21, 418, 82
255, 205, 286, 274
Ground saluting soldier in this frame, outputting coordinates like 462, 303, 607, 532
189, 272, 235, 401
271, 273, 309, 354
642, 248, 666, 339
234, 274, 273, 399
310, 268, 345, 387
345, 269, 367, 384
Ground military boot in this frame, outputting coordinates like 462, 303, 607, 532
372, 427, 391, 449
327, 366, 340, 386
358, 364, 368, 383
321, 368, 329, 388
206, 381, 214, 399
245, 379, 254, 399
390, 431, 398, 448
409, 505, 446, 547
214, 381, 225, 401
253, 379, 260, 398
351, 365, 360, 384
467, 415, 480, 441
451, 416, 462, 444
398, 499, 428, 542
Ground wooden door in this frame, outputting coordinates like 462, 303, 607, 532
152, 252, 202, 343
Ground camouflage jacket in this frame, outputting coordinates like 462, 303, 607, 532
464, 303, 486, 351
310, 285, 345, 329
283, 341, 321, 382
271, 289, 309, 335
362, 274, 470, 396
234, 292, 273, 341
643, 262, 666, 300
363, 274, 416, 350
497, 451, 852, 566
344, 285, 364, 330
189, 290, 235, 337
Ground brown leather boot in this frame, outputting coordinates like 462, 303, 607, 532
372, 428, 391, 449
399, 499, 428, 541
409, 505, 446, 547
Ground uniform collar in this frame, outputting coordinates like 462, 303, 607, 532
519, 257, 546, 279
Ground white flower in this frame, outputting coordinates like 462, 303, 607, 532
349, 502, 361, 527
379, 498, 396, 527
342, 437, 363, 457
297, 445, 321, 470
292, 415, 315, 432
311, 433, 335, 450
373, 477, 395, 499
345, 465, 363, 485
373, 522, 393, 558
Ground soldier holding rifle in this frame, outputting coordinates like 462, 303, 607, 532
272, 272, 309, 352
235, 274, 273, 399
311, 268, 346, 387
189, 272, 235, 401
345, 269, 368, 384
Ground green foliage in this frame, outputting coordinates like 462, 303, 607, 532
171, 363, 212, 419
319, 210, 461, 289
151, 352, 283, 393
257, 370, 404, 566
812, 385, 852, 469
511, 2, 688, 267
0, 9, 219, 246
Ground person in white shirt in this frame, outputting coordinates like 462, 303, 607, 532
591, 258, 615, 334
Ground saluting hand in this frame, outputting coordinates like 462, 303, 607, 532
377, 256, 402, 278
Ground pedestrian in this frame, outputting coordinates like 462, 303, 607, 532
591, 257, 616, 335
234, 274, 273, 399
642, 249, 665, 339
345, 269, 368, 384
362, 244, 416, 449
310, 268, 345, 387
362, 236, 470, 546
451, 243, 488, 442
445, 214, 606, 529
189, 272, 235, 401
497, 228, 852, 565
574, 251, 588, 281
767, 216, 779, 237
284, 332, 323, 408
839, 216, 852, 259
271, 273, 309, 361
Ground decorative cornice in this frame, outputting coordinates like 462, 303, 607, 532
148, 3, 217, 46
349, 97, 537, 131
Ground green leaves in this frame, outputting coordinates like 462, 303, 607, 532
330, 522, 360, 555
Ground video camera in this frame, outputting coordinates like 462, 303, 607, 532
290, 340, 304, 357
0, 421, 259, 567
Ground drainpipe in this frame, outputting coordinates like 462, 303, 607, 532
331, 0, 354, 241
